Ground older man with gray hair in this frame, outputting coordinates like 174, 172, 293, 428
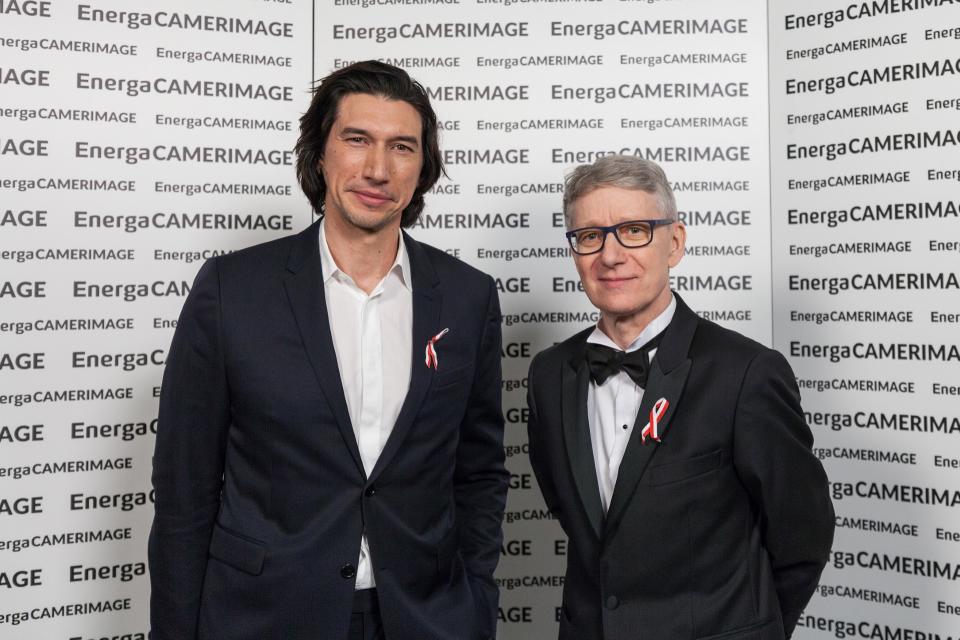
526, 154, 834, 640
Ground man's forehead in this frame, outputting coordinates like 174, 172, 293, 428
573, 187, 659, 213
333, 93, 422, 136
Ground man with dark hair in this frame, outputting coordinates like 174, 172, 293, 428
149, 60, 508, 640
527, 155, 833, 639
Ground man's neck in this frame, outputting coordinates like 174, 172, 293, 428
323, 215, 401, 294
598, 291, 673, 350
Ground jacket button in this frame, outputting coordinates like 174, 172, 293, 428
340, 563, 356, 579
365, 486, 376, 497
605, 595, 619, 610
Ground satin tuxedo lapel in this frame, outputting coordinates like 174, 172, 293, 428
604, 300, 697, 537
562, 346, 605, 541
369, 233, 441, 484
282, 220, 365, 477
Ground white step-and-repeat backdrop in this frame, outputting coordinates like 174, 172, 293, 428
1, 1, 957, 638
769, 3, 960, 637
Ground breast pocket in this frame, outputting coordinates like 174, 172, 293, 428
434, 363, 473, 391
696, 617, 778, 640
648, 449, 725, 486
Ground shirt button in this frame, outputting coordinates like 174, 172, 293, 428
340, 563, 356, 579
605, 595, 619, 610
621, 424, 629, 430
365, 486, 377, 497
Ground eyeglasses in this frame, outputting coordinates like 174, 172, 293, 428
565, 219, 674, 255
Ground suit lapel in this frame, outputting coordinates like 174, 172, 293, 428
369, 233, 441, 483
282, 219, 365, 477
562, 340, 605, 541
604, 296, 698, 537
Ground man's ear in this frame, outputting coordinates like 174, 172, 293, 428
667, 221, 686, 268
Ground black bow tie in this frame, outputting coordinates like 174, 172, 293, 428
585, 333, 663, 388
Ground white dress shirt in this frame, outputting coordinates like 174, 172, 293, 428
319, 219, 412, 589
586, 295, 676, 512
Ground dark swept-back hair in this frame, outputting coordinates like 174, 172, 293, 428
295, 60, 445, 228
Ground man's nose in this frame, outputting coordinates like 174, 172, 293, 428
598, 230, 626, 266
362, 145, 389, 183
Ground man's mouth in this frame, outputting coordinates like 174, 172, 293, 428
351, 189, 393, 206
598, 276, 635, 288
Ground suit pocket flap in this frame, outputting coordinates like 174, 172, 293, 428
208, 523, 266, 576
648, 449, 724, 486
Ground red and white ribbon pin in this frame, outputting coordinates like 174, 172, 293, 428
640, 398, 670, 444
424, 328, 450, 370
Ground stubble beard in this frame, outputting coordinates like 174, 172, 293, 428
328, 200, 403, 235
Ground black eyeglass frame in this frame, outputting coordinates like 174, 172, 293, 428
565, 218, 675, 255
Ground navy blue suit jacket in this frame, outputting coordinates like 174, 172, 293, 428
149, 219, 508, 640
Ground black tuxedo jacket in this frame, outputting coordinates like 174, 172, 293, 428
527, 294, 834, 640
149, 219, 508, 640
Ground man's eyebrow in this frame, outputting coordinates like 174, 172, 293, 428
339, 127, 420, 148
338, 126, 370, 138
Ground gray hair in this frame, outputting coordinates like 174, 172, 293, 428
562, 154, 677, 228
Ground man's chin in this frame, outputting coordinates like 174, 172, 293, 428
595, 295, 664, 321
588, 291, 642, 314
342, 210, 400, 234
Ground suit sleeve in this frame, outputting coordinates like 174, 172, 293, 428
148, 258, 231, 640
526, 354, 562, 520
732, 348, 834, 638
454, 275, 509, 640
